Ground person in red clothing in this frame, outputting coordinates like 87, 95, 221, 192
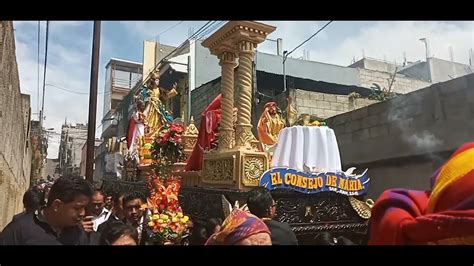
369, 142, 474, 245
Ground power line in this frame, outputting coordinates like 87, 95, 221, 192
197, 20, 226, 40
155, 21, 184, 41
285, 21, 333, 58
45, 83, 112, 96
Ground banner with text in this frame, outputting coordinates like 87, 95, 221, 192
259, 167, 370, 196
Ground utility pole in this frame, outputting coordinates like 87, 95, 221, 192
283, 50, 288, 94
86, 21, 101, 183
40, 21, 50, 131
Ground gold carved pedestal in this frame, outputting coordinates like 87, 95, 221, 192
176, 117, 200, 187
182, 117, 199, 159
202, 148, 268, 190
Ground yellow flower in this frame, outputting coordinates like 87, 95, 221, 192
161, 214, 169, 221
181, 216, 189, 223
148, 221, 155, 227
144, 143, 152, 149
157, 219, 164, 224
152, 214, 160, 221
177, 212, 183, 218
172, 217, 178, 223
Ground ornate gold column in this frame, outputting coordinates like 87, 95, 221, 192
218, 51, 237, 150
200, 21, 276, 191
235, 41, 256, 149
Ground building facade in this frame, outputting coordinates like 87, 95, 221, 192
58, 123, 88, 177
102, 58, 143, 140
0, 21, 32, 229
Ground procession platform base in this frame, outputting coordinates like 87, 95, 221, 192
180, 186, 370, 245
101, 178, 370, 245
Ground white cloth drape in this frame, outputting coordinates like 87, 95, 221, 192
271, 126, 342, 172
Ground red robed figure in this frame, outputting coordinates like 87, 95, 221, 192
185, 94, 222, 171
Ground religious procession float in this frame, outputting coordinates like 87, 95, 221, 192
103, 21, 374, 245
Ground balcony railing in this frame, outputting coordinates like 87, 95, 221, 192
110, 76, 142, 91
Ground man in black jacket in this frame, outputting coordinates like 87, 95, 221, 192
247, 187, 298, 245
11, 188, 44, 222
0, 176, 92, 245
122, 191, 152, 245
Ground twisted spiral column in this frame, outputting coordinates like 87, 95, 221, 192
235, 40, 256, 149
218, 51, 236, 150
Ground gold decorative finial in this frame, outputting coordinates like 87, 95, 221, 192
184, 116, 199, 136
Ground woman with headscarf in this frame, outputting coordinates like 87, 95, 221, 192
205, 209, 271, 245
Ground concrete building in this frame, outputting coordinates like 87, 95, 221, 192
58, 123, 88, 177
349, 56, 474, 94
142, 40, 176, 80
98, 58, 143, 181
348, 57, 432, 94
398, 57, 474, 83
0, 21, 32, 229
102, 58, 143, 139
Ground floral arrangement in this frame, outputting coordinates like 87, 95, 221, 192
143, 173, 190, 244
151, 123, 187, 178
141, 122, 190, 245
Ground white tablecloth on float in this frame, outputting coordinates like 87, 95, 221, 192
271, 126, 342, 172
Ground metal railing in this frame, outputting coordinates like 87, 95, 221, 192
110, 76, 142, 90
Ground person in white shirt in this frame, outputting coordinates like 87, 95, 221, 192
82, 190, 111, 232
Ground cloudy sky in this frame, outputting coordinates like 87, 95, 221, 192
12, 20, 473, 158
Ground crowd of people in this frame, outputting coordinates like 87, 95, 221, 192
0, 176, 299, 245
0, 142, 473, 245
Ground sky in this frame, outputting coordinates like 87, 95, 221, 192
12, 20, 473, 158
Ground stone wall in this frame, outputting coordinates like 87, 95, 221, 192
358, 68, 431, 94
0, 21, 32, 229
294, 89, 378, 119
326, 73, 474, 199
